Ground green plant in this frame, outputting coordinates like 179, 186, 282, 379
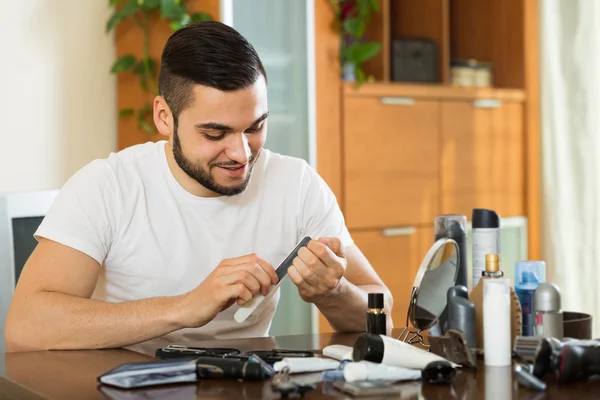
107, 0, 212, 133
330, 0, 382, 86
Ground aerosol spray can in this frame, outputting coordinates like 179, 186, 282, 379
434, 215, 468, 288
471, 209, 501, 289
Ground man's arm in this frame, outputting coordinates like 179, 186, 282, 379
312, 244, 393, 334
5, 238, 277, 352
5, 238, 186, 351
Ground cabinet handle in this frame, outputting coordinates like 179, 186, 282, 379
381, 227, 416, 237
473, 99, 502, 108
380, 97, 415, 106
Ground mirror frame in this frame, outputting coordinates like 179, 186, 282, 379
399, 238, 459, 345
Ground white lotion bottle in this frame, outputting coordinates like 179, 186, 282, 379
483, 279, 511, 366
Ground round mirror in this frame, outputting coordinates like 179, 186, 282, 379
401, 238, 459, 343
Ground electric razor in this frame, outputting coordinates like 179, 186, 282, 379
514, 336, 600, 383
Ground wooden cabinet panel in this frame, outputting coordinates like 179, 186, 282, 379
440, 100, 525, 218
351, 227, 435, 330
343, 97, 440, 229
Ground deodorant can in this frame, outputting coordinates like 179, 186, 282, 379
471, 208, 501, 289
435, 215, 468, 288
515, 261, 546, 336
534, 282, 563, 339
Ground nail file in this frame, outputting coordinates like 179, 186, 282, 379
234, 236, 312, 323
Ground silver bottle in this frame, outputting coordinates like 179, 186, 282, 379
533, 282, 563, 339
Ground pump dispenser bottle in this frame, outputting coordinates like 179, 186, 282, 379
470, 254, 522, 351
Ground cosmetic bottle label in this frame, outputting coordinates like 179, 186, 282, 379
516, 289, 535, 336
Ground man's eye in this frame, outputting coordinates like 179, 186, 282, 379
245, 124, 264, 133
203, 133, 225, 141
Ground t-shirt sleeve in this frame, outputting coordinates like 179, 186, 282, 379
298, 162, 353, 249
34, 159, 119, 265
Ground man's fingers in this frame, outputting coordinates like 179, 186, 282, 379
318, 237, 346, 258
297, 247, 326, 276
255, 258, 278, 285
292, 256, 319, 285
220, 265, 265, 296
232, 284, 253, 306
288, 266, 307, 288
307, 240, 340, 269
222, 254, 278, 285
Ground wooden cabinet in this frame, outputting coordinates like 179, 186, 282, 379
351, 227, 434, 329
440, 100, 525, 218
343, 96, 440, 229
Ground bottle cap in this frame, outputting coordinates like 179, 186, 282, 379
515, 261, 546, 286
534, 282, 561, 312
368, 293, 384, 309
485, 254, 500, 272
472, 208, 500, 228
352, 333, 384, 363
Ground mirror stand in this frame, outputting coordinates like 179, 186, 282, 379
397, 288, 431, 348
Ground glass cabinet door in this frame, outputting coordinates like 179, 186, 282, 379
227, 0, 314, 336
229, 0, 310, 161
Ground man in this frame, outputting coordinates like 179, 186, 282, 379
5, 21, 392, 352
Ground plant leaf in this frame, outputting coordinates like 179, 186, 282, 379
139, 103, 152, 115
106, 0, 139, 32
138, 119, 155, 133
351, 42, 381, 63
140, 0, 160, 9
169, 20, 183, 31
357, 0, 371, 19
140, 75, 148, 90
110, 0, 126, 5
119, 108, 135, 119
138, 105, 155, 133
190, 12, 212, 22
160, 0, 186, 19
133, 58, 157, 75
111, 54, 137, 73
369, 0, 380, 12
343, 18, 364, 38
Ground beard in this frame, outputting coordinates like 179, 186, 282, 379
172, 126, 258, 197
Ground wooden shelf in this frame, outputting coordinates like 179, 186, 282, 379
343, 82, 526, 102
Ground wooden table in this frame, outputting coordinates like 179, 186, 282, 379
1, 330, 599, 399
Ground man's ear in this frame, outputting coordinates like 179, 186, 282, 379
153, 96, 172, 138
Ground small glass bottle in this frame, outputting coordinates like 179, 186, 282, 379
366, 293, 386, 335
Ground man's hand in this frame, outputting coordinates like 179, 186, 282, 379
287, 237, 347, 303
179, 254, 278, 328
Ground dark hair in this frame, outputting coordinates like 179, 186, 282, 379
158, 21, 267, 122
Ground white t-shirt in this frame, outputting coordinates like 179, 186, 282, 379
34, 141, 353, 347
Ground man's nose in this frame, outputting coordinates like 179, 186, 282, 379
226, 132, 251, 164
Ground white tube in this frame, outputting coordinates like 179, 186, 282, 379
273, 357, 340, 374
322, 344, 353, 361
343, 361, 422, 382
353, 333, 458, 370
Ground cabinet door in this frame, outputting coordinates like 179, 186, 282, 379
343, 97, 440, 229
354, 227, 435, 330
441, 100, 524, 218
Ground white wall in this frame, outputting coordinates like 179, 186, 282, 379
0, 1, 117, 193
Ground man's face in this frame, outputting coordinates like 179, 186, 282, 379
171, 76, 268, 196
